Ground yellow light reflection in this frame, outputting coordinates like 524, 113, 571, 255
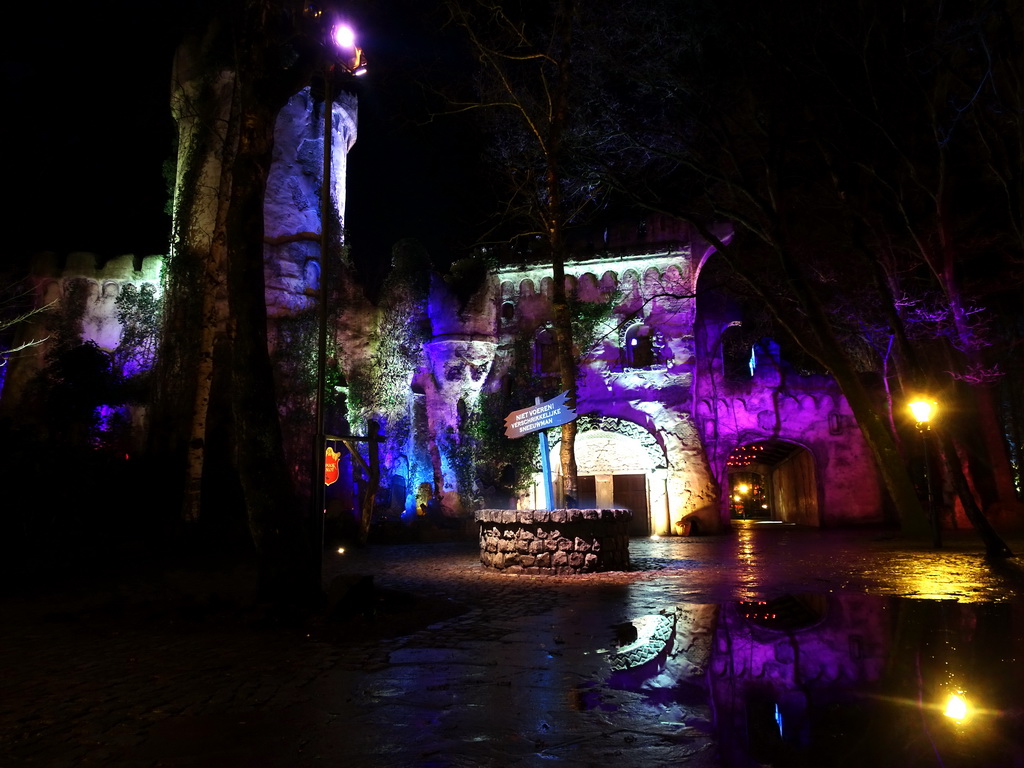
881, 556, 1005, 602
737, 525, 756, 563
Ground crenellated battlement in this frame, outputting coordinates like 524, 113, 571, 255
496, 248, 696, 305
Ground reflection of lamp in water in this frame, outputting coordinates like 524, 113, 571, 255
944, 691, 971, 723
908, 398, 940, 548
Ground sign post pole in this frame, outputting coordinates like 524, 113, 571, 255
536, 397, 554, 511
504, 392, 576, 512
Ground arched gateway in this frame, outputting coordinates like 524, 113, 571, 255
726, 440, 819, 526
540, 424, 669, 537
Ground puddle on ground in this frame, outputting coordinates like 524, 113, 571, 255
586, 593, 1024, 767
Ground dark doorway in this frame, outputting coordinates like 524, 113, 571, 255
614, 474, 650, 536
577, 475, 597, 509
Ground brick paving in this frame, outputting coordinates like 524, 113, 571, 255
2, 524, 1023, 767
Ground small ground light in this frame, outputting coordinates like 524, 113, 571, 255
337, 547, 346, 555
650, 534, 660, 540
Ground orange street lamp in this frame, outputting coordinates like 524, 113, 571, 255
908, 399, 937, 425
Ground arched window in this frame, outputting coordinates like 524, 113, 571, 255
500, 301, 516, 325
623, 323, 659, 368
535, 327, 559, 376
721, 322, 753, 381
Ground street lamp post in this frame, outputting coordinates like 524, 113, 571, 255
311, 16, 366, 583
909, 399, 940, 548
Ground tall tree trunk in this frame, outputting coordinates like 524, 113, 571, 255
551, 261, 579, 505
224, 0, 319, 607
933, 201, 1019, 513
936, 430, 1014, 557
225, 90, 314, 604
178, 70, 237, 523
859, 235, 1015, 552
547, 0, 578, 507
150, 36, 234, 523
826, 358, 933, 541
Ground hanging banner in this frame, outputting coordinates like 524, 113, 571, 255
504, 391, 576, 439
324, 446, 341, 486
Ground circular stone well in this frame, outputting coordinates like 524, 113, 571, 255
475, 508, 632, 574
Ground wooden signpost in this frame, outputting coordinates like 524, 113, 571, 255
504, 391, 577, 510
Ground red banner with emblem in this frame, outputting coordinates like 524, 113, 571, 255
324, 446, 341, 486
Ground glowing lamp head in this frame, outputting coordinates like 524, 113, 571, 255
329, 23, 367, 75
737, 483, 750, 494
908, 399, 936, 424
332, 23, 356, 50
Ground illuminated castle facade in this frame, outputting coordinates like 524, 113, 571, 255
0, 83, 886, 536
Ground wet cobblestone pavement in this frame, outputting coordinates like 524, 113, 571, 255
3, 523, 1024, 767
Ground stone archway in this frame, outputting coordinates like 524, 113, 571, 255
546, 428, 666, 536
726, 440, 819, 526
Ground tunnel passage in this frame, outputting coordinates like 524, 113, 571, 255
726, 441, 818, 526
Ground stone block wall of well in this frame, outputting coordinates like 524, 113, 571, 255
475, 508, 632, 574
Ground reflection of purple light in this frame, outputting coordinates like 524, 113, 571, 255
332, 23, 355, 50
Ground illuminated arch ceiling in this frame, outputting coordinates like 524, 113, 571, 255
727, 440, 805, 470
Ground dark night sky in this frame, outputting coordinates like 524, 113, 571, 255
2, 2, 180, 262
1, 0, 487, 278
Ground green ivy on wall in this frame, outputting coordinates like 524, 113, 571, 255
114, 283, 162, 384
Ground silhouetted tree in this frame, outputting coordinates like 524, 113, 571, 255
443, 0, 614, 505
597, 0, 1023, 546
151, 0, 344, 606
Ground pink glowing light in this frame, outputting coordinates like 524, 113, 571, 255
332, 23, 356, 50
330, 22, 367, 75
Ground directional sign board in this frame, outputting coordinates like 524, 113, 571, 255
504, 391, 577, 439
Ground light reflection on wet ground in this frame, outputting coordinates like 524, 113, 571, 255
317, 523, 1024, 766
6, 524, 1020, 766
622, 523, 1024, 604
